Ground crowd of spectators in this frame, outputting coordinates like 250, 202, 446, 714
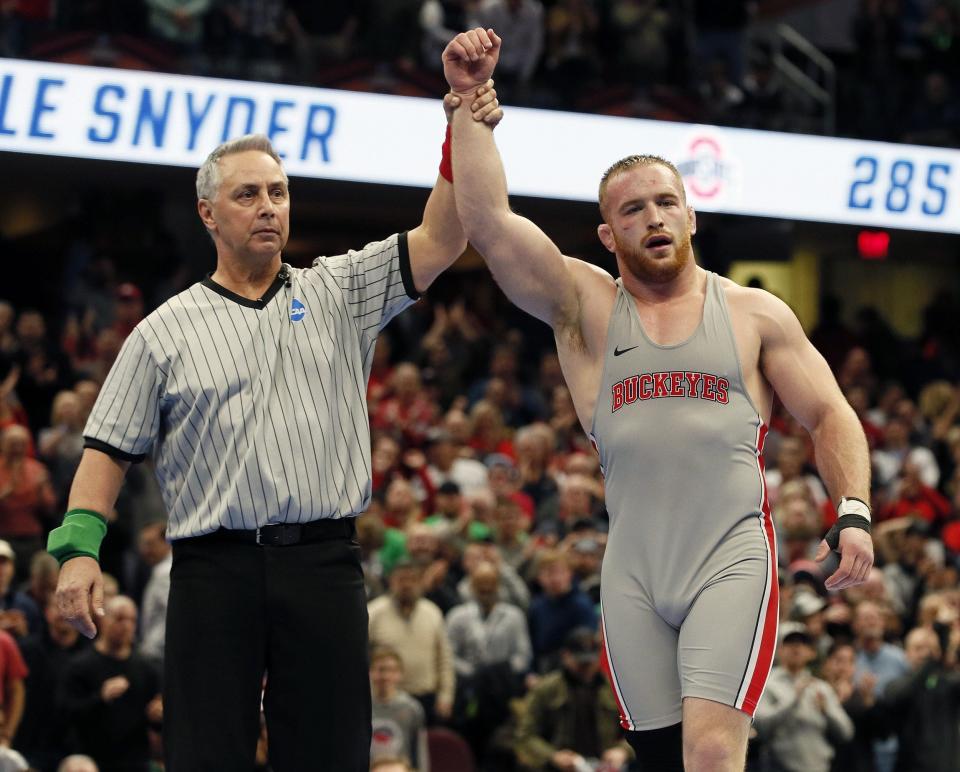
0, 222, 958, 770
1, 0, 959, 145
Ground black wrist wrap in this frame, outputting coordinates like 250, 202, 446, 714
824, 514, 871, 552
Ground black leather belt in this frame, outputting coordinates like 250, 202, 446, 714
202, 517, 357, 546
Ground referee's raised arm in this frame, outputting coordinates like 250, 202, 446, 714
49, 449, 129, 638
406, 28, 503, 293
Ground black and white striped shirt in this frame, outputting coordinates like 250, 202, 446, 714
84, 233, 417, 539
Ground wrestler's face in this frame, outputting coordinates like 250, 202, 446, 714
199, 150, 290, 262
598, 164, 696, 284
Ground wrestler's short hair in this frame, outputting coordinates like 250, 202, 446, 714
196, 134, 287, 201
598, 154, 686, 215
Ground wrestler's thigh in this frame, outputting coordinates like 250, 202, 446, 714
600, 586, 683, 731
677, 553, 777, 717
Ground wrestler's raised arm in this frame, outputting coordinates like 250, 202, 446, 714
444, 29, 590, 338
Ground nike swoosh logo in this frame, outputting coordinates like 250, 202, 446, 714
614, 345, 639, 357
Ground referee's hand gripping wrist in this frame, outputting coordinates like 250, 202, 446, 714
443, 81, 502, 127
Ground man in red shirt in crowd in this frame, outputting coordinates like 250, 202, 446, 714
0, 425, 56, 577
0, 627, 28, 749
880, 460, 950, 524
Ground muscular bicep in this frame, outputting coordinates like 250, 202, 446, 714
757, 293, 846, 431
476, 210, 580, 329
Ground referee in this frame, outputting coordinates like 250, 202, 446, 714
48, 30, 502, 771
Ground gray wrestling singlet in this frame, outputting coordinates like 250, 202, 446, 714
590, 271, 778, 730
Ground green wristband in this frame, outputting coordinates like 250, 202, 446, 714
47, 509, 108, 566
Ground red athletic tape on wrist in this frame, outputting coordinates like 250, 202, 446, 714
439, 124, 453, 183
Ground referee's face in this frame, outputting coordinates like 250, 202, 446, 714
204, 150, 290, 262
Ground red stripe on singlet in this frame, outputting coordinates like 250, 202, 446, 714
741, 422, 780, 715
599, 612, 633, 730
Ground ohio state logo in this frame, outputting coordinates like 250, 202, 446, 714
611, 370, 729, 412
676, 136, 733, 201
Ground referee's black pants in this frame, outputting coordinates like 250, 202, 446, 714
163, 522, 371, 771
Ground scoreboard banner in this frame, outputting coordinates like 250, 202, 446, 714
1, 57, 958, 234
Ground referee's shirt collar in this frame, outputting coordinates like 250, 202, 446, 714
202, 266, 287, 309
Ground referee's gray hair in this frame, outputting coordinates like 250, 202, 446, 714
195, 134, 288, 201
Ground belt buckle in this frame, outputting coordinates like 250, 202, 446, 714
255, 524, 301, 546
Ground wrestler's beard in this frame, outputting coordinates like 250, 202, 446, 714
616, 227, 693, 284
